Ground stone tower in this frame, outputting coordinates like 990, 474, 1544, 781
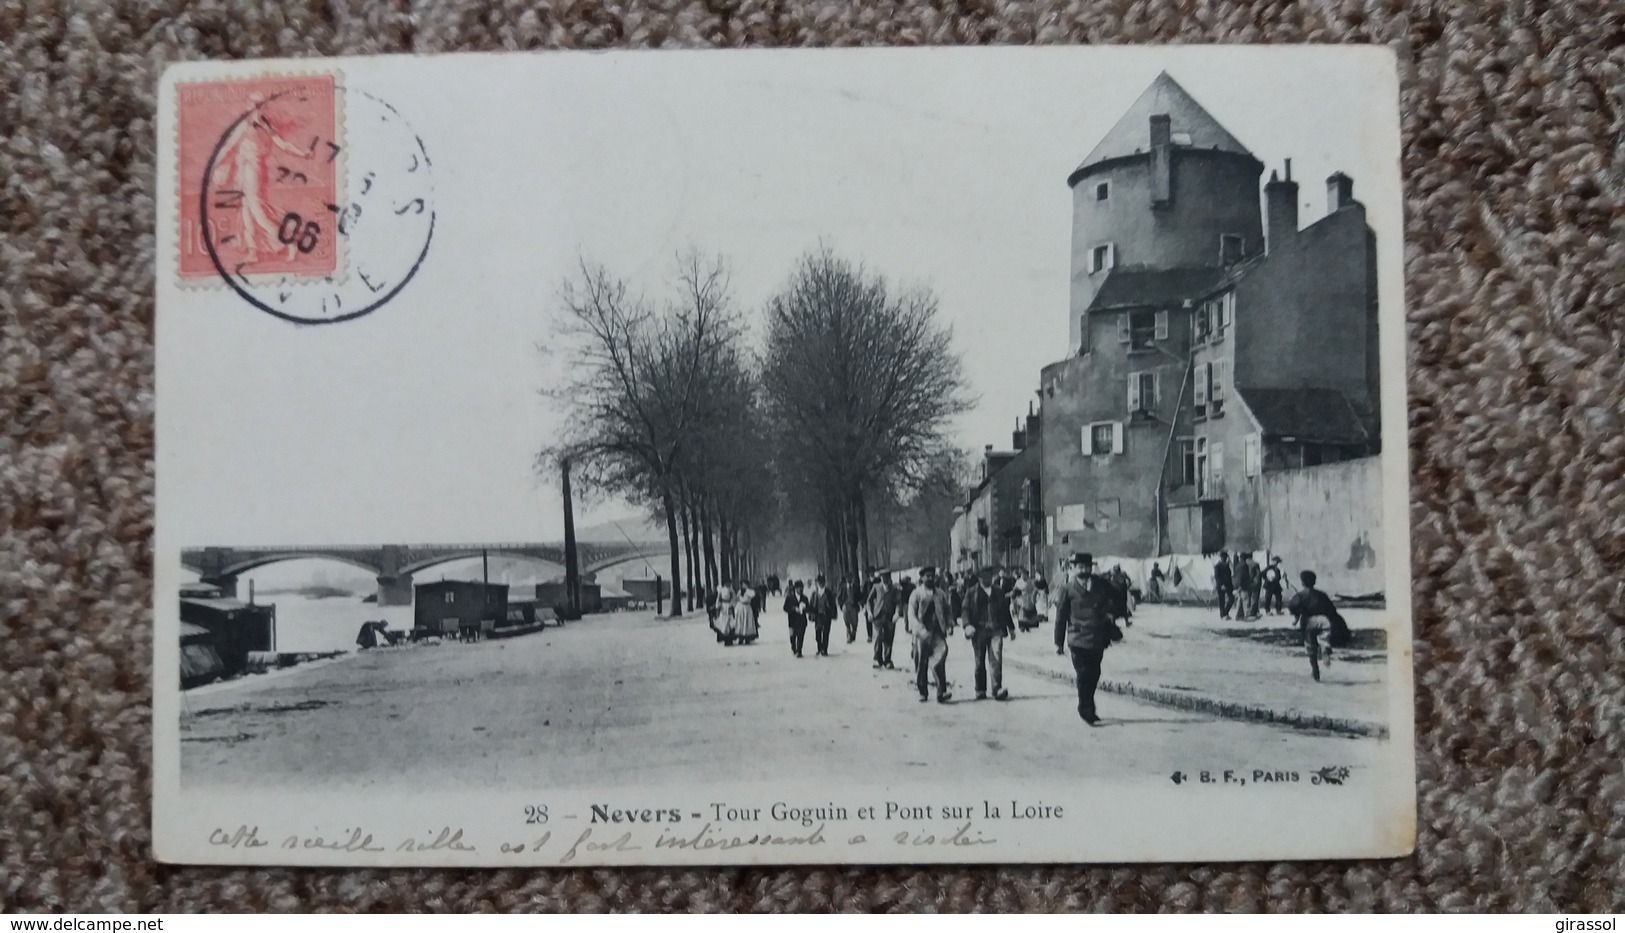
1066, 72, 1265, 347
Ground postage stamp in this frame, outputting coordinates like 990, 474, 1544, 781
173, 72, 435, 325
176, 74, 341, 282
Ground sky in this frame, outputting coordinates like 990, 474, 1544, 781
157, 46, 1402, 547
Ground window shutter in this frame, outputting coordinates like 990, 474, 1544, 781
1155, 309, 1169, 340
1211, 441, 1225, 480
1117, 314, 1130, 343
1107, 243, 1118, 269
1194, 363, 1209, 405
1212, 361, 1226, 400
1080, 424, 1094, 456
1223, 292, 1235, 327
1111, 422, 1126, 454
1152, 372, 1161, 406
1127, 374, 1141, 412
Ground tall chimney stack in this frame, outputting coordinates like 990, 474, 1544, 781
1327, 172, 1354, 213
1149, 114, 1173, 207
1264, 160, 1299, 255
1012, 418, 1026, 451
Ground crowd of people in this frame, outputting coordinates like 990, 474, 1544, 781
750, 554, 1134, 724
703, 549, 1354, 721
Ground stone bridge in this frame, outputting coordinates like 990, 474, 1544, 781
180, 541, 669, 605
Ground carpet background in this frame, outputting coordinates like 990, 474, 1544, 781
2, 0, 1623, 913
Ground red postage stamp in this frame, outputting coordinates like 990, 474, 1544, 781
176, 74, 340, 281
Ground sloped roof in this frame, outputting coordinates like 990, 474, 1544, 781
1085, 267, 1229, 313
1074, 72, 1253, 176
1237, 387, 1373, 445
180, 597, 250, 613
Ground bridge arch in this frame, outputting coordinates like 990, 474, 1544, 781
584, 546, 671, 577
210, 552, 387, 578
398, 551, 567, 578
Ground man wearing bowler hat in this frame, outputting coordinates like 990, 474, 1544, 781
1052, 552, 1125, 726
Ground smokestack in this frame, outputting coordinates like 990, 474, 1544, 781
1264, 161, 1299, 254
1149, 114, 1172, 207
561, 456, 581, 616
1327, 172, 1354, 213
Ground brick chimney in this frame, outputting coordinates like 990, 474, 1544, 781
1012, 418, 1026, 451
1025, 401, 1040, 451
1149, 114, 1172, 208
1264, 160, 1299, 255
1327, 172, 1354, 213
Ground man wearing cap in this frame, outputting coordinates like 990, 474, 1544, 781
963, 566, 1015, 700
1261, 556, 1285, 616
908, 566, 954, 703
867, 570, 899, 669
1052, 552, 1124, 726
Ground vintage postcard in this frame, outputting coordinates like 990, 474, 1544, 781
153, 46, 1416, 866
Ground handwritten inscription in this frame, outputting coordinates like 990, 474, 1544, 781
203, 796, 1065, 862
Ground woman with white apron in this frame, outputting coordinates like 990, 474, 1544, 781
734, 582, 760, 644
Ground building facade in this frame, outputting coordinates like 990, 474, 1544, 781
950, 410, 1042, 574
1039, 72, 1381, 567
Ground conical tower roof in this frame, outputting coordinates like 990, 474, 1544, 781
1073, 72, 1253, 178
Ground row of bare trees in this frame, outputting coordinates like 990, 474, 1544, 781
545, 246, 968, 617
544, 252, 771, 617
759, 248, 971, 590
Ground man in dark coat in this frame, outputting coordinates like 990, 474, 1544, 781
963, 567, 1015, 700
1288, 569, 1350, 682
841, 577, 861, 644
867, 572, 898, 669
1052, 552, 1124, 726
808, 574, 838, 657
1213, 550, 1235, 620
783, 581, 809, 658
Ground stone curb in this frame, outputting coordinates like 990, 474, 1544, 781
1004, 657, 1390, 740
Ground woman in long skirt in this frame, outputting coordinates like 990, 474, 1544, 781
716, 581, 738, 645
735, 582, 760, 644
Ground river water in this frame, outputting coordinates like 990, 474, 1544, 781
261, 594, 416, 655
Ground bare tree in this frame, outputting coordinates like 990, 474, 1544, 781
542, 254, 741, 617
760, 247, 971, 586
875, 446, 973, 570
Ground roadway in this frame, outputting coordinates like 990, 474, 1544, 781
179, 605, 1368, 789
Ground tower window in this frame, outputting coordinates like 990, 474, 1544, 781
1090, 243, 1115, 274
1095, 181, 1110, 201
